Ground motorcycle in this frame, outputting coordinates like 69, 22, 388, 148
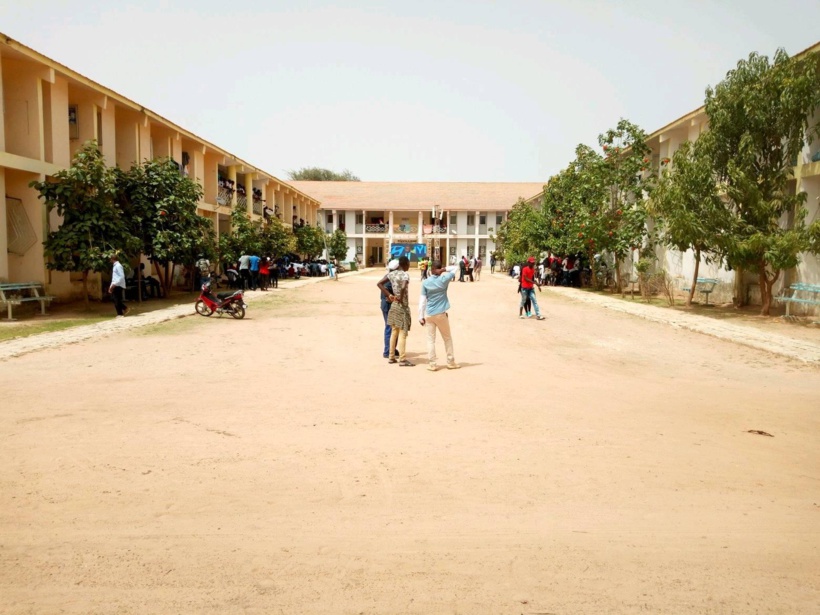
195, 278, 247, 319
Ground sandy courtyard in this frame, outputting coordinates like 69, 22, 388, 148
1, 271, 818, 614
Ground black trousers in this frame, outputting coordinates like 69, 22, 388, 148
112, 286, 126, 315
240, 269, 250, 290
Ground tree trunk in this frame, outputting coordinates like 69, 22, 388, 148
733, 267, 746, 307
687, 248, 701, 307
615, 257, 623, 296
759, 268, 779, 317
164, 262, 172, 299
137, 257, 143, 303
82, 270, 90, 311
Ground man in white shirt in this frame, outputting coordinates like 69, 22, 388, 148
108, 254, 129, 317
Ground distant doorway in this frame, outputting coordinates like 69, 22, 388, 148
369, 246, 383, 266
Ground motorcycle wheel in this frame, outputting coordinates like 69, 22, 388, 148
230, 304, 246, 320
195, 300, 213, 317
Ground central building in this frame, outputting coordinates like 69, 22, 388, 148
289, 181, 545, 266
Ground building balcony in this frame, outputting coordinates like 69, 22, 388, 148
393, 224, 418, 234
252, 198, 264, 216
422, 225, 447, 235
217, 186, 234, 207
365, 224, 387, 233
237, 194, 248, 210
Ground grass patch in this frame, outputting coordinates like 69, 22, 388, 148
0, 317, 108, 342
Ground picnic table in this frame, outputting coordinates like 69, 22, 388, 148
0, 281, 55, 320
682, 277, 719, 305
775, 282, 820, 321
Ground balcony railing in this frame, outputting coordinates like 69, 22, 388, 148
423, 225, 447, 235
392, 224, 418, 234
252, 198, 263, 216
365, 224, 387, 233
237, 195, 248, 210
217, 186, 234, 206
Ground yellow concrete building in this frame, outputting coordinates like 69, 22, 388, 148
0, 33, 320, 300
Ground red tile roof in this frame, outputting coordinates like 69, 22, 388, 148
288, 181, 546, 212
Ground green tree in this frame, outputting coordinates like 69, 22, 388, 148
494, 197, 548, 266
31, 141, 138, 308
117, 157, 214, 297
259, 217, 296, 259
705, 48, 820, 314
598, 119, 655, 290
327, 229, 349, 262
288, 167, 361, 181
650, 137, 728, 306
219, 205, 263, 266
294, 224, 326, 260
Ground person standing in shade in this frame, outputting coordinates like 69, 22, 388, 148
376, 259, 398, 358
379, 256, 414, 366
108, 253, 129, 318
418, 260, 460, 372
239, 252, 251, 290
249, 253, 261, 290
490, 254, 497, 274
269, 261, 279, 288
519, 256, 545, 320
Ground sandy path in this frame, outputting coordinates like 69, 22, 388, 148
1, 271, 818, 614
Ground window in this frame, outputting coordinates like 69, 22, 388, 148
449, 246, 456, 255
467, 215, 475, 226
449, 214, 457, 225
479, 215, 486, 225
496, 215, 503, 226
327, 214, 333, 224
355, 214, 363, 224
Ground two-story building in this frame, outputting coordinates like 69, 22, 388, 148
289, 181, 545, 266
0, 33, 320, 300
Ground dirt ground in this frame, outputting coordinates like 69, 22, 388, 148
1, 271, 818, 614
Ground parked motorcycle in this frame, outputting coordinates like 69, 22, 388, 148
195, 279, 247, 319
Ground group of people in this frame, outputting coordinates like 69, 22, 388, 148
509, 253, 582, 288
377, 257, 460, 371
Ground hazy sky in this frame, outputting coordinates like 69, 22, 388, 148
2, 1, 819, 182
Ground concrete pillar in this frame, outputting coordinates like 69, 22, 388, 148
332, 209, 338, 232
227, 166, 237, 208
48, 77, 71, 168
388, 211, 394, 244
417, 211, 423, 243
245, 172, 253, 216
0, 169, 7, 279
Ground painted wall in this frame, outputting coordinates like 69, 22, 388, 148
2, 58, 42, 160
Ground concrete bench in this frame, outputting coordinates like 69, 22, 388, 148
0, 282, 55, 320
776, 283, 820, 321
682, 277, 719, 305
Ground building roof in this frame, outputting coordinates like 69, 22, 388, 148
0, 32, 319, 206
289, 181, 546, 212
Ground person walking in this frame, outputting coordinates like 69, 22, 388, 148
490, 254, 496, 274
379, 256, 414, 366
418, 260, 460, 371
519, 256, 545, 320
473, 255, 482, 281
376, 259, 398, 358
239, 252, 251, 290
458, 256, 466, 282
108, 253, 129, 318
